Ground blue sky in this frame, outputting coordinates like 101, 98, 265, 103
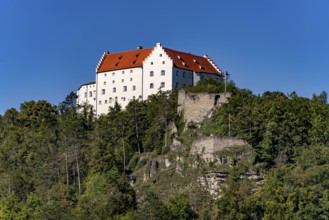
1, 0, 329, 115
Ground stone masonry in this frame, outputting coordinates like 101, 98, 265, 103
190, 136, 247, 162
177, 89, 230, 127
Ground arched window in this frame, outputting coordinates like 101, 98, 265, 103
150, 71, 154, 77
161, 70, 165, 76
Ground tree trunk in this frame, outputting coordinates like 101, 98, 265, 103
65, 152, 69, 186
121, 124, 126, 171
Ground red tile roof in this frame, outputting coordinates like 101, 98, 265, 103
97, 48, 153, 73
96, 46, 222, 76
164, 48, 221, 75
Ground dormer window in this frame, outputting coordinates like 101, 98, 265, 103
177, 55, 181, 59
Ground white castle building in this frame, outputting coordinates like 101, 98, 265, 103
77, 43, 223, 116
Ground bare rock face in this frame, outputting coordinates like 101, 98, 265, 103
190, 136, 248, 162
198, 172, 228, 197
198, 171, 264, 198
143, 160, 159, 182
170, 138, 183, 152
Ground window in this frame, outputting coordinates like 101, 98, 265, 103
89, 91, 92, 97
130, 78, 133, 81
150, 71, 154, 77
150, 83, 154, 89
112, 72, 115, 76
189, 73, 192, 78
160, 53, 162, 57
101, 89, 105, 95
183, 72, 186, 78
139, 95, 142, 99
176, 82, 179, 88
109, 97, 112, 103
122, 71, 125, 74
105, 100, 108, 104
133, 96, 135, 99
115, 97, 118, 101
104, 73, 107, 77
113, 87, 116, 93
122, 79, 124, 82
161, 70, 165, 76
99, 100, 102, 105
104, 81, 106, 85
122, 97, 126, 101
162, 61, 165, 64
123, 86, 127, 92
160, 82, 165, 88
112, 80, 115, 84
200, 75, 204, 80
151, 62, 153, 65
132, 85, 136, 91
130, 69, 133, 73
84, 92, 87, 98
176, 71, 179, 76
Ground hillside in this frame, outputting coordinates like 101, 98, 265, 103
0, 79, 329, 219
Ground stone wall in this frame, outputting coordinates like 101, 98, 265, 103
177, 89, 230, 126
190, 136, 248, 162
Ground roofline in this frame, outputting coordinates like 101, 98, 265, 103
77, 81, 96, 91
163, 47, 223, 75
96, 47, 153, 73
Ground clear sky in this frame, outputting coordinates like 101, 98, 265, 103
1, 0, 329, 115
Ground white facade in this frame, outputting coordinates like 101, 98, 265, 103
76, 82, 96, 109
77, 43, 223, 116
96, 67, 143, 115
143, 43, 173, 98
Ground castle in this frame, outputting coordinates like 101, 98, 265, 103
77, 43, 223, 116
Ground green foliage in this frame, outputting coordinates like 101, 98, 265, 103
76, 174, 136, 219
165, 193, 198, 220
186, 78, 236, 94
1, 83, 329, 219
